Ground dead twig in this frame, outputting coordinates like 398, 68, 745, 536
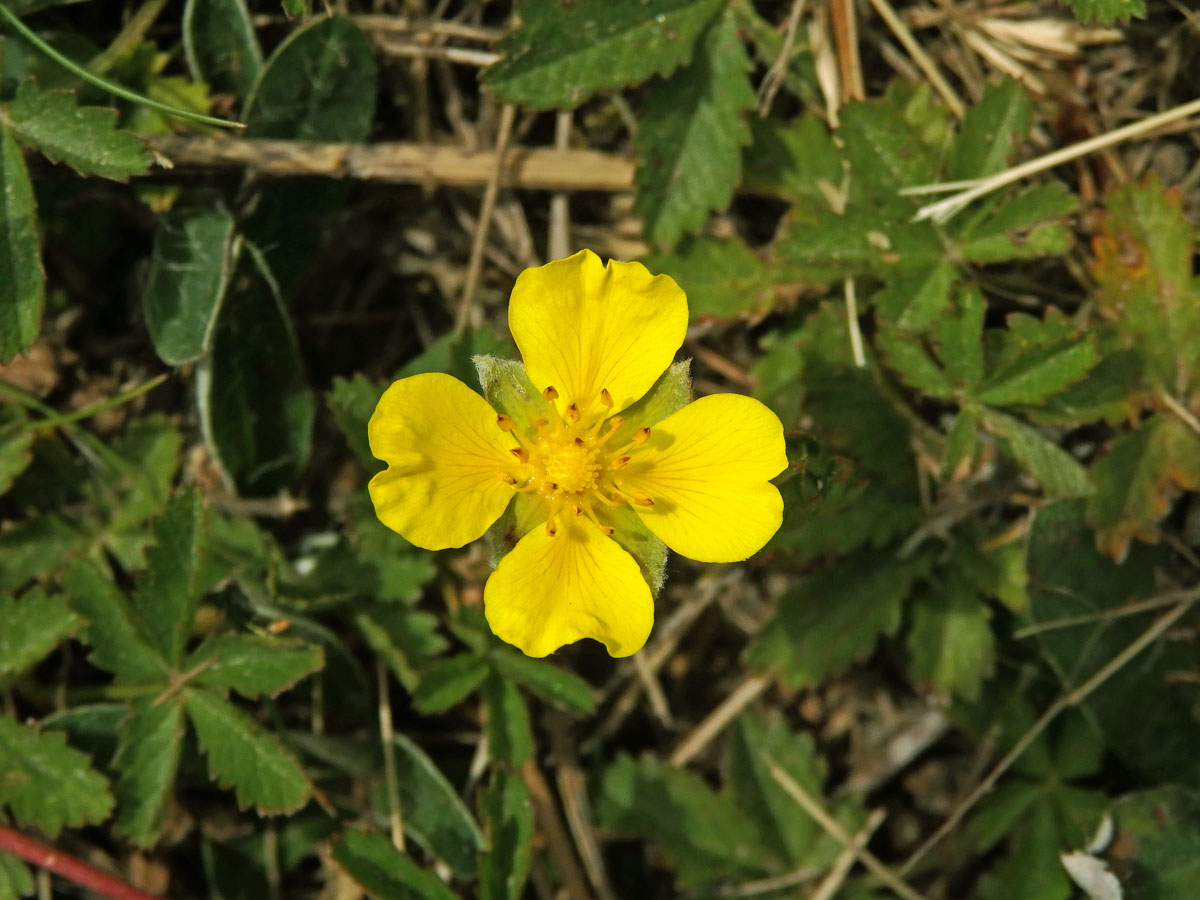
669, 674, 771, 767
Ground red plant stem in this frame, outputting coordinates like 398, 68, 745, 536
0, 825, 164, 900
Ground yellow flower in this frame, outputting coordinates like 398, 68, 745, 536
368, 250, 787, 657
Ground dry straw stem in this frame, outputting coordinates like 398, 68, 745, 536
908, 96, 1200, 223
767, 761, 928, 900
147, 136, 635, 191
899, 587, 1200, 879
376, 659, 405, 851
865, 0, 964, 117
521, 758, 595, 900
669, 674, 771, 767
809, 808, 889, 900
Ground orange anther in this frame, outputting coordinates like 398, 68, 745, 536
632, 493, 654, 507
611, 456, 631, 469
633, 427, 650, 445
510, 447, 529, 462
497, 471, 519, 485
496, 415, 516, 432
542, 385, 559, 402
545, 518, 558, 537
600, 388, 613, 408
566, 403, 581, 423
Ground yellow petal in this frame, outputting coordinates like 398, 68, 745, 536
508, 249, 688, 419
368, 373, 516, 550
618, 394, 787, 563
484, 518, 653, 657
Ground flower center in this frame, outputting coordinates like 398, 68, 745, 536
494, 384, 656, 538
541, 439, 600, 494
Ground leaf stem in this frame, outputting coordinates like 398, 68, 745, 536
0, 2, 244, 129
24, 374, 169, 434
0, 825, 163, 900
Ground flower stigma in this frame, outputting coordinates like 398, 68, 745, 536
494, 386, 654, 538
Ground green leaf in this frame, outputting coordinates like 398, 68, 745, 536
1027, 500, 1200, 783
0, 128, 44, 363
329, 374, 383, 468
356, 607, 446, 693
482, 0, 725, 110
490, 650, 597, 716
62, 560, 168, 683
391, 734, 487, 878
0, 411, 34, 497
183, 0, 263, 99
185, 688, 311, 814
331, 829, 457, 900
876, 329, 955, 398
0, 850, 32, 900
874, 264, 956, 332
906, 579, 995, 701
1090, 177, 1200, 395
281, 0, 311, 16
948, 79, 1032, 180
0, 713, 114, 836
936, 286, 986, 388
1086, 416, 1200, 561
483, 672, 533, 767
975, 337, 1098, 407
189, 634, 324, 699
956, 183, 1077, 263
745, 550, 931, 689
634, 9, 754, 248
1106, 787, 1200, 898
130, 488, 207, 666
111, 697, 185, 847
479, 771, 534, 900
643, 237, 785, 321
1064, 0, 1145, 25
0, 590, 78, 682
141, 200, 237, 366
742, 114, 841, 207
245, 16, 376, 142
727, 713, 846, 868
596, 754, 767, 887
1, 81, 150, 180
412, 654, 489, 714
1030, 345, 1143, 426
980, 409, 1091, 498
198, 244, 314, 496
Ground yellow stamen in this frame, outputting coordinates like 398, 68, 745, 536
496, 414, 516, 432
510, 447, 529, 463
633, 426, 651, 445
611, 455, 631, 470
542, 385, 559, 403
580, 501, 615, 535
600, 388, 613, 408
497, 471, 519, 485
632, 493, 654, 507
566, 403, 581, 424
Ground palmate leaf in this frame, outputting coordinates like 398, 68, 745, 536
185, 688, 311, 814
482, 0, 725, 110
643, 237, 786, 321
635, 8, 754, 248
62, 559, 168, 684
0, 714, 113, 836
189, 634, 324, 699
0, 128, 43, 363
0, 590, 79, 682
0, 81, 150, 180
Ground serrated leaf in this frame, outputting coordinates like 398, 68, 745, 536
776, 204, 945, 282
981, 409, 1091, 498
142, 199, 237, 366
1, 81, 150, 180
1030, 345, 1143, 426
906, 580, 995, 701
189, 634, 324, 699
185, 688, 310, 813
874, 264, 956, 332
0, 714, 113, 836
62, 560, 168, 683
111, 697, 185, 847
956, 183, 1077, 263
391, 734, 487, 878
1086, 416, 1200, 561
483, 672, 532, 767
490, 650, 597, 716
412, 654, 489, 714
1064, 0, 1145, 24
876, 329, 955, 398
331, 829, 458, 900
132, 488, 207, 666
479, 771, 534, 900
949, 79, 1032, 180
1091, 177, 1200, 396
329, 374, 383, 468
936, 287, 987, 388
841, 98, 939, 199
197, 244, 314, 496
0, 128, 43, 363
635, 10, 754, 248
975, 338, 1098, 407
643, 237, 783, 321
746, 550, 931, 689
245, 16, 375, 141
482, 0, 725, 110
183, 0, 263, 99
742, 114, 841, 207
728, 713, 846, 868
596, 754, 767, 887
0, 590, 78, 682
